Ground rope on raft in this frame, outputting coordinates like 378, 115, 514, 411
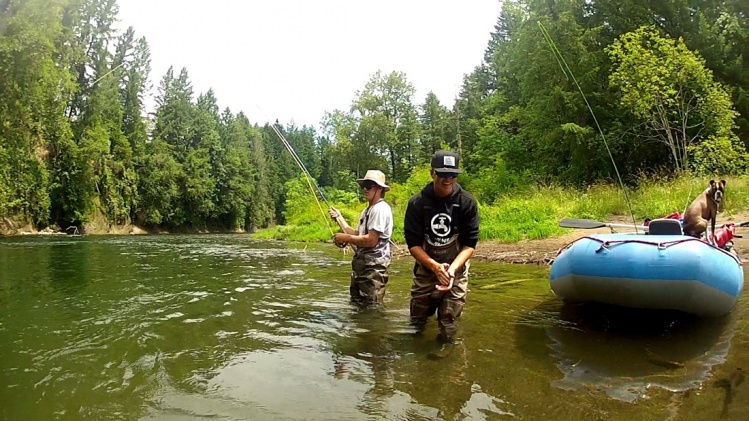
556, 236, 742, 264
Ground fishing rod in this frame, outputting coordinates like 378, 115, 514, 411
269, 121, 401, 253
270, 123, 331, 206
267, 122, 352, 250
538, 22, 639, 231
255, 104, 331, 206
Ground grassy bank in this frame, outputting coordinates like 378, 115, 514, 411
254, 173, 749, 244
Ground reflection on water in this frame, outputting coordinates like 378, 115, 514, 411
538, 303, 736, 402
0, 235, 747, 420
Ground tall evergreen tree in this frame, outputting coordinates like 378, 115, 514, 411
419, 92, 451, 161
137, 139, 182, 225
153, 67, 194, 162
245, 118, 274, 229
0, 0, 74, 224
119, 30, 150, 162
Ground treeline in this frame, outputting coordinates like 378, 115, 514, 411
320, 0, 749, 204
0, 0, 319, 231
455, 0, 749, 195
1, 0, 748, 232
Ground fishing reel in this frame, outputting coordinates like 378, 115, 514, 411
333, 237, 348, 249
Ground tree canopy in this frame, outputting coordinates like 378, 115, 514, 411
1, 0, 748, 229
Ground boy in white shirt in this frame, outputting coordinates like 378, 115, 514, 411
329, 170, 393, 307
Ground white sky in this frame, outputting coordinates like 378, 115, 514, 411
116, 0, 502, 129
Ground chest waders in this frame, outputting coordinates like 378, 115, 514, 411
349, 204, 391, 307
409, 236, 470, 340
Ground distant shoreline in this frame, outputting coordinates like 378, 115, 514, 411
0, 222, 249, 237
5, 216, 749, 267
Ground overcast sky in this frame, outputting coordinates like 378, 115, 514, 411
116, 0, 502, 129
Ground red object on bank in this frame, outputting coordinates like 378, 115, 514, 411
643, 212, 682, 226
710, 223, 736, 248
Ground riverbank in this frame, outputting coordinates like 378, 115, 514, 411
5, 213, 749, 266
391, 212, 749, 265
0, 219, 244, 237
389, 226, 612, 265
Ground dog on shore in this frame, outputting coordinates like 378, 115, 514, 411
682, 180, 726, 239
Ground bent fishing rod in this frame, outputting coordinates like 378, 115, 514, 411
269, 123, 332, 206
268, 122, 352, 249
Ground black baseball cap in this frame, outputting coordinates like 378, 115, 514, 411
430, 150, 461, 174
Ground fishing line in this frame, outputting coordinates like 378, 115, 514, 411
255, 106, 352, 250
270, 123, 332, 206
538, 22, 638, 230
92, 61, 126, 85
682, 182, 696, 216
267, 122, 337, 237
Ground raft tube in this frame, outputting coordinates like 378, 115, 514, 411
550, 234, 744, 316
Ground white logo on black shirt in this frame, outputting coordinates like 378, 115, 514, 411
430, 213, 452, 237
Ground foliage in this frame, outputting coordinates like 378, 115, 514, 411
607, 26, 745, 173
419, 92, 452, 161
137, 140, 182, 225
0, 0, 73, 224
323, 70, 421, 183
259, 174, 749, 244
461, 155, 520, 205
479, 194, 568, 243
689, 135, 748, 175
255, 176, 338, 242
386, 164, 433, 209
0, 146, 9, 215
2, 0, 749, 236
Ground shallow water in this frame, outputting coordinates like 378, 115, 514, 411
0, 234, 747, 420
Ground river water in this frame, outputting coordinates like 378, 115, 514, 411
0, 234, 747, 420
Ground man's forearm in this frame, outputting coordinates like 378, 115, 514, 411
450, 247, 475, 273
334, 216, 357, 235
341, 232, 378, 248
409, 246, 440, 272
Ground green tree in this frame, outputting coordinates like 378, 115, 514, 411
76, 54, 133, 224
419, 92, 451, 161
153, 67, 195, 162
118, 32, 150, 223
245, 119, 273, 229
686, 1, 749, 143
211, 110, 256, 230
0, 0, 74, 224
280, 123, 321, 180
322, 109, 381, 177
64, 0, 119, 120
354, 70, 420, 182
473, 0, 617, 184
119, 30, 150, 164
454, 69, 490, 174
137, 139, 182, 225
607, 26, 745, 173
181, 147, 215, 224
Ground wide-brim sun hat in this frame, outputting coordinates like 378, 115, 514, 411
357, 169, 390, 192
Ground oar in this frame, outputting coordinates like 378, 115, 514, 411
559, 218, 649, 231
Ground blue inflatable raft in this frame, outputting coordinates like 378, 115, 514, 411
550, 230, 744, 317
